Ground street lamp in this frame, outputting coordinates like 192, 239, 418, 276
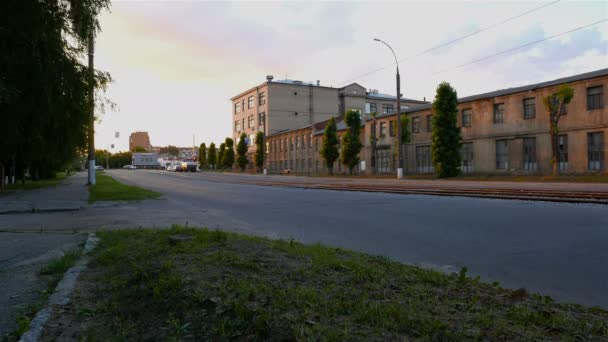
374, 38, 403, 179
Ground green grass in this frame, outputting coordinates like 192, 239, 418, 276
2, 247, 83, 342
88, 172, 161, 203
39, 227, 608, 341
2, 172, 68, 193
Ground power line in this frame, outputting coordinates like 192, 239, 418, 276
336, 0, 562, 87
433, 18, 608, 75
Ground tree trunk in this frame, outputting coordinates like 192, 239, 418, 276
551, 132, 558, 177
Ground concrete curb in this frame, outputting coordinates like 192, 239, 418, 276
19, 233, 99, 342
0, 207, 81, 215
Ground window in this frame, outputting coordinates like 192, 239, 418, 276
494, 103, 504, 124
412, 117, 421, 133
258, 112, 265, 128
242, 100, 245, 111
496, 140, 509, 170
235, 121, 241, 132
523, 98, 536, 119
382, 104, 394, 114
558, 134, 568, 171
259, 92, 266, 105
461, 142, 473, 173
588, 132, 604, 171
389, 120, 395, 136
587, 86, 604, 110
234, 102, 241, 113
416, 145, 433, 173
426, 115, 433, 132
296, 136, 300, 150
523, 137, 537, 171
462, 109, 472, 127
248, 96, 254, 109
370, 103, 377, 114
380, 122, 387, 137
249, 134, 255, 146
248, 116, 255, 129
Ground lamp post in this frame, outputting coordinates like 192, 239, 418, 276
374, 38, 403, 179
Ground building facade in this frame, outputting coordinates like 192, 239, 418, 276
231, 76, 426, 167
129, 132, 151, 152
265, 69, 608, 176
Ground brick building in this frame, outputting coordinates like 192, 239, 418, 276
129, 131, 151, 152
265, 69, 607, 176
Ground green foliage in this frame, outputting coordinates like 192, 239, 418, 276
254, 132, 265, 171
340, 110, 363, 174
236, 134, 248, 171
95, 149, 132, 168
0, 0, 112, 181
159, 145, 179, 156
207, 143, 217, 169
198, 143, 207, 169
132, 146, 147, 153
320, 117, 339, 174
217, 143, 226, 169
223, 138, 235, 170
392, 115, 411, 158
431, 82, 462, 178
543, 84, 575, 176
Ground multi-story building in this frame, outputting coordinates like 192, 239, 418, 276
266, 68, 607, 175
231, 76, 426, 166
129, 132, 151, 151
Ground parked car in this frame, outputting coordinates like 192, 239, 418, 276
122, 165, 137, 170
167, 164, 182, 172
181, 161, 197, 172
95, 165, 104, 171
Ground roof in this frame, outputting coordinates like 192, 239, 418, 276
366, 92, 427, 103
371, 68, 608, 120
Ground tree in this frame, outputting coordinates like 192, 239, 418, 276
320, 117, 339, 175
431, 82, 461, 178
217, 143, 225, 169
198, 143, 207, 169
236, 134, 248, 171
132, 146, 147, 152
223, 138, 235, 170
254, 131, 265, 172
341, 110, 363, 174
392, 115, 411, 164
159, 145, 179, 156
207, 143, 217, 169
543, 84, 574, 176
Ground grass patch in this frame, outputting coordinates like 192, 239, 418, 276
1, 172, 68, 193
39, 227, 608, 341
88, 172, 161, 203
2, 247, 83, 342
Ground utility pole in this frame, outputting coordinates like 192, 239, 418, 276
374, 38, 403, 179
87, 32, 96, 185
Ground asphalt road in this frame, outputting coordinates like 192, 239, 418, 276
102, 170, 608, 308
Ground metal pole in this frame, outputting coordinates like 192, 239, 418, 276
87, 32, 96, 185
374, 38, 403, 179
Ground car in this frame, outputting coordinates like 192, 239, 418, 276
95, 165, 104, 171
122, 165, 137, 170
180, 161, 197, 172
166, 164, 181, 172
281, 168, 292, 175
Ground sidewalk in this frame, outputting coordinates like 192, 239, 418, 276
0, 173, 88, 215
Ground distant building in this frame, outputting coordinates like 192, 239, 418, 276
129, 132, 151, 151
132, 152, 160, 169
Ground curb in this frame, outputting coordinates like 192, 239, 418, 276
19, 233, 99, 342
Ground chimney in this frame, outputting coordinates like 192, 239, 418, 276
266, 75, 274, 82
423, 96, 426, 102
316, 80, 320, 86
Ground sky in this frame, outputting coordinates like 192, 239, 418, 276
94, 0, 608, 152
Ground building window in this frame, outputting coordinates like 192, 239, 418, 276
234, 102, 241, 113
389, 120, 395, 136
496, 139, 509, 170
248, 96, 254, 109
587, 86, 604, 110
416, 145, 433, 173
242, 100, 245, 111
249, 134, 255, 146
235, 121, 240, 132
426, 115, 433, 132
461, 142, 473, 173
248, 116, 255, 129
296, 136, 300, 150
588, 132, 604, 171
523, 137, 537, 171
462, 109, 472, 127
494, 103, 504, 124
523, 98, 536, 119
412, 117, 421, 133
258, 112, 265, 129
370, 103, 377, 114
259, 92, 266, 105
382, 104, 394, 114
380, 122, 387, 137
558, 134, 568, 171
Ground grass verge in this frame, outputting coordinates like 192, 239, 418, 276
1, 172, 68, 193
40, 227, 607, 341
2, 249, 82, 342
88, 172, 161, 203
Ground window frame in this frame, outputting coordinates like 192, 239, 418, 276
587, 86, 604, 110
523, 97, 536, 119
426, 115, 433, 132
412, 117, 421, 133
462, 108, 472, 127
523, 137, 537, 171
493, 103, 504, 124
496, 139, 509, 170
588, 132, 604, 171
